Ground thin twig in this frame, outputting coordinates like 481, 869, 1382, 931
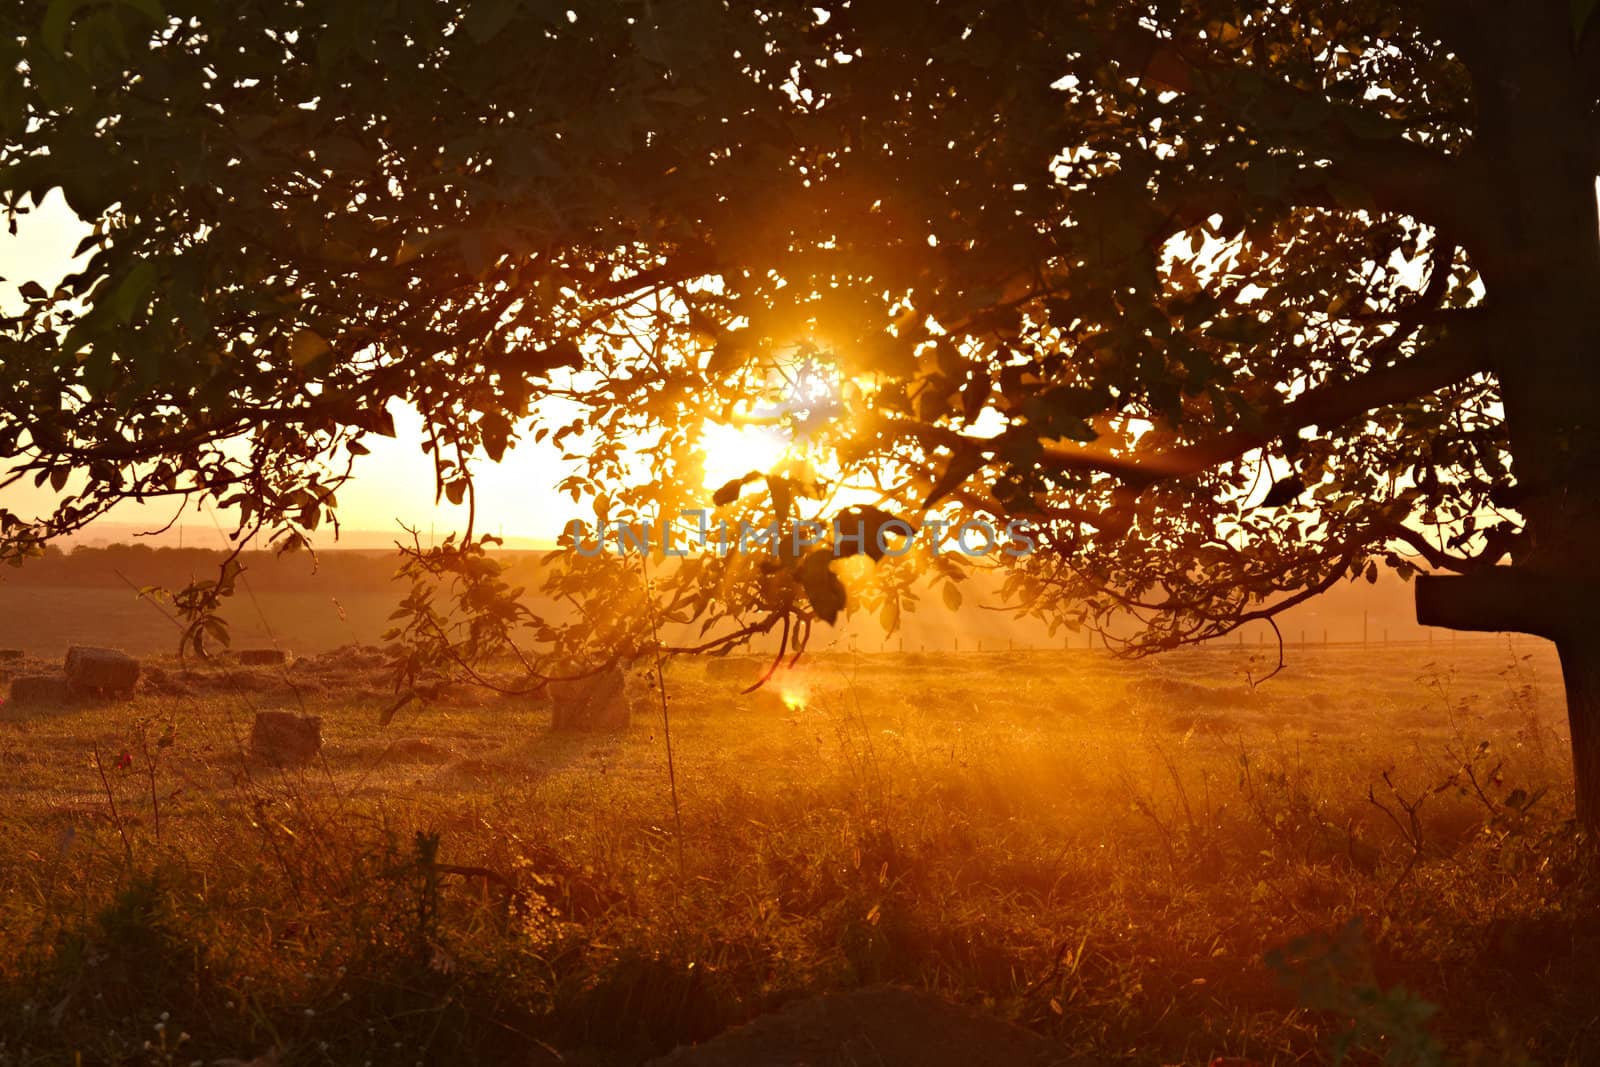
91, 745, 135, 871
1247, 617, 1288, 688
742, 613, 791, 694
637, 551, 685, 875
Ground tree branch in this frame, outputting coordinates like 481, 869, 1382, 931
1386, 521, 1517, 573
587, 248, 718, 301
1387, 525, 1475, 573
1416, 570, 1595, 638
1031, 320, 1493, 482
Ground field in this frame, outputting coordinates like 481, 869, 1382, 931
0, 586, 402, 660
0, 545, 1439, 661
0, 640, 1595, 1066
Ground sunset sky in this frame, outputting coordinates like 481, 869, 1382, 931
0, 192, 609, 547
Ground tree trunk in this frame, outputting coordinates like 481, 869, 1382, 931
1558, 636, 1600, 831
1419, 6, 1600, 830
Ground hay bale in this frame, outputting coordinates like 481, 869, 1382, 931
8, 674, 70, 708
250, 711, 322, 766
64, 646, 140, 700
550, 664, 643, 731
239, 649, 289, 667
704, 656, 759, 680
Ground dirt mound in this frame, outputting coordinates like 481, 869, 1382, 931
647, 986, 1085, 1067
139, 664, 192, 697
1132, 675, 1247, 709
703, 656, 762, 680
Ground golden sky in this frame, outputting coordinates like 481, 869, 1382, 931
0, 192, 596, 546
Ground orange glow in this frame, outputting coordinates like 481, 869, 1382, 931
698, 420, 793, 489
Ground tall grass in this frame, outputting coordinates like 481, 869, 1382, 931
0, 644, 1593, 1065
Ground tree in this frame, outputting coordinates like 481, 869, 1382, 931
3, 3, 1599, 819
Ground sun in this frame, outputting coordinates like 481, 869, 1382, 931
695, 346, 851, 491
698, 420, 793, 489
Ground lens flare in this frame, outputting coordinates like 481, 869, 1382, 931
699, 421, 791, 489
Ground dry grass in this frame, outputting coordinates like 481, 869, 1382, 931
0, 641, 1594, 1065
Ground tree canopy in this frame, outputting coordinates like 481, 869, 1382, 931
3, 2, 1599, 742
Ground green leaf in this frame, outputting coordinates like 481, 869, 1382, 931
1260, 476, 1305, 509
61, 169, 113, 220
834, 505, 905, 562
59, 320, 92, 357
941, 581, 963, 611
203, 616, 230, 650
798, 549, 846, 624
767, 475, 793, 532
480, 411, 512, 462
712, 472, 757, 507
105, 260, 158, 324
366, 405, 397, 437
960, 374, 991, 422
290, 328, 332, 367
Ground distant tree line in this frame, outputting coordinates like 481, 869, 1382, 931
6, 543, 414, 593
